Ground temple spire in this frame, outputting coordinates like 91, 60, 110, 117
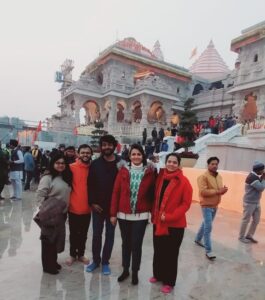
190, 40, 230, 80
152, 40, 164, 61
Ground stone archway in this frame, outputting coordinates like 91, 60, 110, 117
117, 101, 126, 123
132, 101, 142, 123
242, 93, 257, 122
147, 101, 166, 124
83, 100, 101, 125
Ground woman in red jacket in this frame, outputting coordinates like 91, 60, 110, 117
150, 153, 192, 294
110, 144, 156, 285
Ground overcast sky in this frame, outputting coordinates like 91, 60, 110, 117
1, 0, 265, 123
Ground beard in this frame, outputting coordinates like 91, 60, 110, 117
102, 148, 115, 157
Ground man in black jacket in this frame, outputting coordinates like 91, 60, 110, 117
86, 135, 120, 275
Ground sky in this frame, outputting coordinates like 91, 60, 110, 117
1, 0, 265, 124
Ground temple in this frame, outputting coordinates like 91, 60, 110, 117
47, 21, 265, 142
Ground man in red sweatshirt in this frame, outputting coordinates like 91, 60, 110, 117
66, 144, 93, 266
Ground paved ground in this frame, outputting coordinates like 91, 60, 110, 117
0, 186, 265, 300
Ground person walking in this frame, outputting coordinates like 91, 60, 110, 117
66, 144, 93, 266
239, 161, 265, 243
35, 153, 72, 274
194, 157, 228, 260
23, 147, 35, 191
150, 153, 192, 294
86, 135, 121, 275
110, 144, 156, 285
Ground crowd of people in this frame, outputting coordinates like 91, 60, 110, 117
0, 134, 264, 295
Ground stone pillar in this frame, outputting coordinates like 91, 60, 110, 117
124, 101, 132, 123
232, 92, 245, 121
256, 88, 265, 118
107, 95, 117, 131
140, 94, 149, 127
73, 95, 84, 126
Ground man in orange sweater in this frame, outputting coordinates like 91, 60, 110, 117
66, 144, 93, 266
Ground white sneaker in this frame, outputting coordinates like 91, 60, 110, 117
206, 252, 216, 260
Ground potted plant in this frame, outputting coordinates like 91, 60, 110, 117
177, 97, 199, 167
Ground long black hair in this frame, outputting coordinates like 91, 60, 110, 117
47, 153, 72, 186
128, 144, 147, 166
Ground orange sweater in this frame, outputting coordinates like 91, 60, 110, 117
69, 160, 91, 215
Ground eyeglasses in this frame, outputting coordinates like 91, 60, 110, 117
55, 162, 65, 165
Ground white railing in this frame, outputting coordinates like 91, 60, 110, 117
159, 124, 243, 163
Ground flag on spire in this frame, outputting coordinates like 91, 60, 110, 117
189, 47, 197, 59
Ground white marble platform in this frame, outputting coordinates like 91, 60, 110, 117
0, 189, 265, 300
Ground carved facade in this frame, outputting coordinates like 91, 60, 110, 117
48, 21, 265, 138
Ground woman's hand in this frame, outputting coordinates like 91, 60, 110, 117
110, 217, 117, 226
160, 213, 165, 222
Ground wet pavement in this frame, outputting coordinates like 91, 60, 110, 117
0, 187, 265, 300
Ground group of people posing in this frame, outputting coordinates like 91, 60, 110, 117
34, 134, 264, 295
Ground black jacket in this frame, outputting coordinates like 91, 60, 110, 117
88, 155, 121, 215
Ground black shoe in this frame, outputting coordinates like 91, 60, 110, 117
118, 269, 130, 282
56, 263, 62, 270
132, 272, 138, 285
43, 269, 59, 275
245, 236, 258, 243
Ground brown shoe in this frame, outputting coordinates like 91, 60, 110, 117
78, 256, 90, 264
65, 256, 76, 266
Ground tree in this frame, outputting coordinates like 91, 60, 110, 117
90, 121, 108, 152
178, 97, 198, 155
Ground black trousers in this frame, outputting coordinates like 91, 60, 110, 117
68, 212, 91, 258
0, 177, 5, 197
118, 218, 148, 272
24, 171, 33, 190
153, 226, 184, 286
41, 239, 57, 271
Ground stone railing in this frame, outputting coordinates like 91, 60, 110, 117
191, 123, 242, 153
159, 124, 243, 162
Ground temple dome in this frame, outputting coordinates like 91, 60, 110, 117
190, 40, 230, 81
117, 38, 158, 59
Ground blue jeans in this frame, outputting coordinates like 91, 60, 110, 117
195, 208, 217, 253
92, 212, 115, 265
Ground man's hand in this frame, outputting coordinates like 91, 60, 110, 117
92, 204, 103, 213
218, 186, 228, 195
161, 213, 166, 222
110, 217, 117, 226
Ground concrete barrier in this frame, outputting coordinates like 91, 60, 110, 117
183, 167, 265, 219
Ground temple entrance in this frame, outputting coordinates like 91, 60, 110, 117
83, 100, 101, 125
147, 101, 166, 124
132, 101, 142, 123
242, 93, 257, 122
117, 102, 125, 123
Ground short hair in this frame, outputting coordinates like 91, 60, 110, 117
65, 146, 75, 151
207, 156, 220, 164
99, 135, 117, 148
128, 144, 147, 166
165, 153, 181, 165
77, 144, 93, 155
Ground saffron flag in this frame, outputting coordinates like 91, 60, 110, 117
32, 121, 42, 144
73, 127, 78, 135
189, 47, 197, 59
